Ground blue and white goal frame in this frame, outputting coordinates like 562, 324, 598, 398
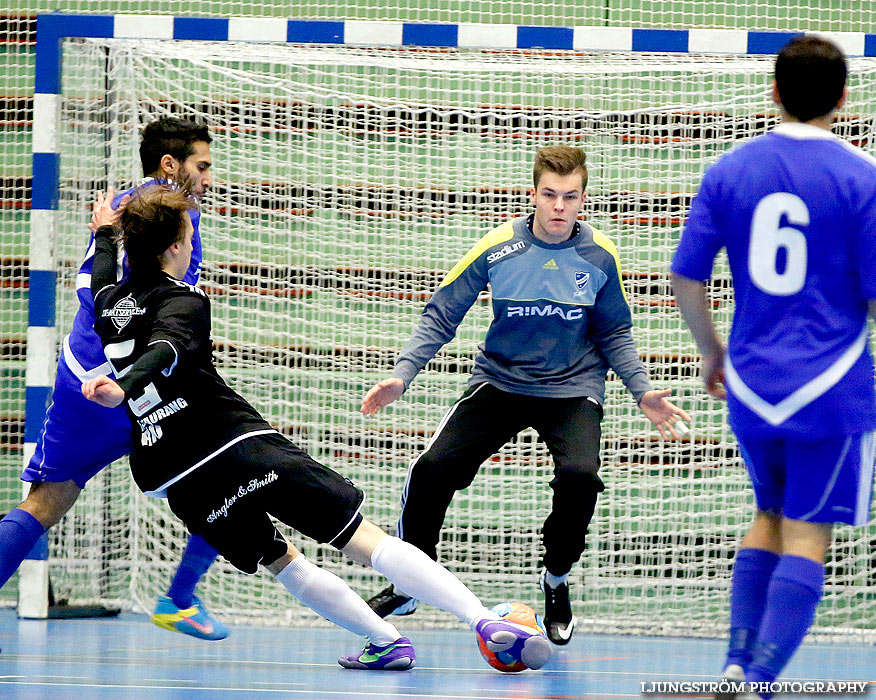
23, 12, 875, 616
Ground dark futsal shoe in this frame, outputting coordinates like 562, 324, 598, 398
366, 584, 419, 618
538, 569, 575, 645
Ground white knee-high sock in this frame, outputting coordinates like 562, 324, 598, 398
275, 554, 401, 646
371, 536, 492, 628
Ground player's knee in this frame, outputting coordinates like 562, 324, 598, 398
24, 481, 81, 527
339, 518, 384, 566
551, 469, 604, 502
410, 452, 468, 489
410, 451, 441, 476
780, 517, 831, 561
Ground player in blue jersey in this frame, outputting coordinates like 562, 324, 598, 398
363, 145, 690, 645
671, 37, 876, 700
0, 117, 228, 640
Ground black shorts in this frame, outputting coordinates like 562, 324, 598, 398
166, 432, 365, 574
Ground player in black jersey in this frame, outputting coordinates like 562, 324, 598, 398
81, 185, 552, 672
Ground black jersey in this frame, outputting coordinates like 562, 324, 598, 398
91, 231, 274, 496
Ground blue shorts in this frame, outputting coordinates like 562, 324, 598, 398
737, 430, 876, 526
22, 358, 131, 488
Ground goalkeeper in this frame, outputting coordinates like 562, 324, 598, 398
80, 185, 551, 672
362, 146, 689, 645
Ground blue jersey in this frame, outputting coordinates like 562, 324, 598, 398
672, 122, 876, 437
394, 215, 652, 401
62, 179, 203, 382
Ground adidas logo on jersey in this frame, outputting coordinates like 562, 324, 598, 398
543, 259, 559, 270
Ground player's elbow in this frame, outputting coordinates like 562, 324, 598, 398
670, 273, 708, 307
669, 271, 704, 291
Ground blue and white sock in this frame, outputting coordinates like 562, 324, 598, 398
0, 509, 46, 588
746, 555, 824, 686
725, 548, 780, 670
166, 534, 218, 609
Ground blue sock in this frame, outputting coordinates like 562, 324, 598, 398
0, 509, 47, 588
747, 555, 824, 686
166, 534, 218, 609
725, 548, 780, 670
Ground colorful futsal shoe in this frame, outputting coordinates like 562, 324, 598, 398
151, 595, 229, 640
538, 569, 575, 645
338, 636, 416, 670
474, 616, 552, 670
366, 584, 419, 618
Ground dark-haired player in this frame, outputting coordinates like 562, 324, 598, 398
0, 117, 226, 640
672, 36, 876, 699
81, 185, 552, 672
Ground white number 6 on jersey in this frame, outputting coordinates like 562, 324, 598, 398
748, 192, 809, 296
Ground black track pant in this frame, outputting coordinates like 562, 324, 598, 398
397, 382, 604, 576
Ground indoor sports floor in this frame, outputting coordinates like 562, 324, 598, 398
0, 609, 873, 699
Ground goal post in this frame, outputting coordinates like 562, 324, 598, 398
27, 15, 876, 637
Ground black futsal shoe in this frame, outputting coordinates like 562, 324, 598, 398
366, 584, 419, 618
539, 568, 576, 645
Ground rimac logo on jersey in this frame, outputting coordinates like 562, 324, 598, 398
102, 294, 146, 331
507, 304, 583, 320
575, 271, 590, 289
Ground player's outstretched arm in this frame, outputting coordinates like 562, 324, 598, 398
364, 242, 489, 418
361, 377, 405, 417
671, 273, 727, 400
638, 389, 691, 440
81, 375, 125, 408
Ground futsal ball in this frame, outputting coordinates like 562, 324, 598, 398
476, 601, 550, 673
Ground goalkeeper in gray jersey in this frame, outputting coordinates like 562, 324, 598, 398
363, 146, 690, 645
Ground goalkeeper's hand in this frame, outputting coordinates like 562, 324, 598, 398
638, 389, 691, 440
361, 377, 405, 416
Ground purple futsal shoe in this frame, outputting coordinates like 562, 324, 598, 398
475, 616, 552, 670
338, 636, 416, 670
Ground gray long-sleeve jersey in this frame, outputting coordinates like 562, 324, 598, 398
392, 215, 653, 403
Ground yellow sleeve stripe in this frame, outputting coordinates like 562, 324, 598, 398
439, 221, 516, 287
590, 225, 628, 303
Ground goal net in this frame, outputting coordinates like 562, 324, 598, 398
48, 36, 876, 637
